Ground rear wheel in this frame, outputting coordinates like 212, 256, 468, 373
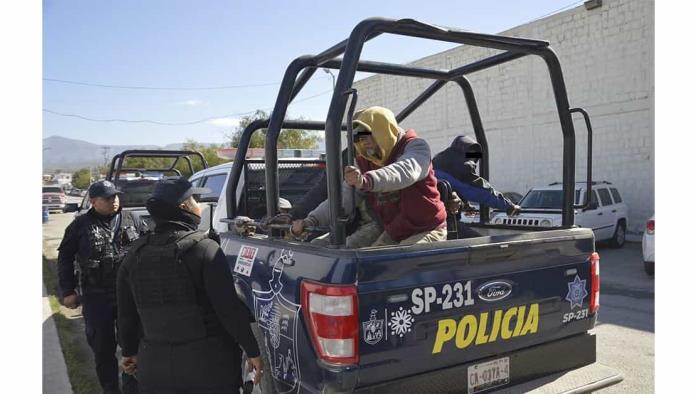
241, 323, 277, 394
609, 221, 626, 248
644, 261, 654, 275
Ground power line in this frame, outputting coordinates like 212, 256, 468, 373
42, 89, 334, 126
43, 3, 587, 126
527, 0, 585, 24
42, 108, 257, 126
43, 75, 331, 91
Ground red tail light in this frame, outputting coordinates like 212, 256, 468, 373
646, 219, 655, 235
589, 252, 600, 313
301, 280, 359, 365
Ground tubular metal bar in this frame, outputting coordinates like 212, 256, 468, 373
321, 59, 451, 80
321, 18, 577, 245
227, 119, 268, 219
113, 149, 208, 158
225, 119, 347, 219
290, 31, 383, 102
570, 108, 593, 210
452, 76, 490, 223
540, 47, 576, 227
375, 18, 551, 53
324, 22, 377, 245
265, 56, 318, 222
447, 51, 529, 78
395, 80, 447, 123
106, 155, 121, 180
115, 167, 182, 173
255, 18, 579, 244
394, 77, 490, 221
168, 155, 195, 178
342, 88, 359, 229
289, 68, 318, 103
394, 77, 491, 222
111, 150, 206, 182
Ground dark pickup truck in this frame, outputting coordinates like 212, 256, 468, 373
212, 18, 622, 393
65, 149, 208, 235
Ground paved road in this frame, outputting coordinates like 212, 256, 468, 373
593, 242, 654, 393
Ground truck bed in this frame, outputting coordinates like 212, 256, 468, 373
222, 226, 603, 393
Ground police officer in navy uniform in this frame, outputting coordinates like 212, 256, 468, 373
117, 178, 263, 393
57, 180, 139, 394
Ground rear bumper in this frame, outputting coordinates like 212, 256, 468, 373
642, 234, 654, 262
351, 333, 611, 394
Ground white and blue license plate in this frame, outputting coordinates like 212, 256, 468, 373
467, 357, 510, 393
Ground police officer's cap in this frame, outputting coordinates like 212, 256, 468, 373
151, 178, 211, 206
88, 180, 122, 199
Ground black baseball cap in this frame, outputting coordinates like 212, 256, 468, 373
88, 180, 122, 199
151, 178, 211, 206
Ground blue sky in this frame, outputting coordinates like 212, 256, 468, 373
43, 0, 582, 146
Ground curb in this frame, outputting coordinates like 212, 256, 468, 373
43, 284, 73, 394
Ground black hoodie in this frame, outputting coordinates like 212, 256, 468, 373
432, 135, 514, 211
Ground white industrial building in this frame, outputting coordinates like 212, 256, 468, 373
353, 0, 654, 235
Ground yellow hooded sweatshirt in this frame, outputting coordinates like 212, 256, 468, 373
352, 106, 403, 167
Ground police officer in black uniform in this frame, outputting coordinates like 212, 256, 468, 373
57, 180, 139, 394
117, 178, 263, 393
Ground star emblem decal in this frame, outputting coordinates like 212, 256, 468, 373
565, 275, 588, 309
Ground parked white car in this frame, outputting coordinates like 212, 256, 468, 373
642, 215, 654, 275
188, 162, 235, 234
490, 182, 629, 247
458, 192, 522, 224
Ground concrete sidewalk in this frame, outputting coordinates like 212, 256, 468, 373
43, 283, 72, 393
43, 212, 74, 393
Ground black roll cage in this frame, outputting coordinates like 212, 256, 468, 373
106, 150, 209, 182
225, 17, 593, 246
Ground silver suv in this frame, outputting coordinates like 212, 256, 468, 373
491, 181, 629, 247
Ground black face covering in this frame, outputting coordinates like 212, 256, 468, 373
146, 198, 201, 231
450, 135, 482, 162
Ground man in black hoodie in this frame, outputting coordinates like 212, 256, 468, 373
433, 135, 520, 217
117, 178, 263, 393
57, 180, 139, 394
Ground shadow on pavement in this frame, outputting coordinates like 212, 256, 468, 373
591, 242, 654, 333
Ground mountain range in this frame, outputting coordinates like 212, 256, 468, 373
42, 136, 219, 172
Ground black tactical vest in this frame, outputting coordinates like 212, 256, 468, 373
128, 230, 209, 344
76, 210, 138, 297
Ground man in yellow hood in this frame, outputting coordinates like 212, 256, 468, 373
293, 106, 447, 247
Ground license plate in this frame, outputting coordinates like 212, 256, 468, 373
467, 357, 510, 393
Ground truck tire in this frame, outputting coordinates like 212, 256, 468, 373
241, 323, 278, 394
644, 261, 654, 275
609, 220, 626, 248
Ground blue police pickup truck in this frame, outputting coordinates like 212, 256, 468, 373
213, 18, 623, 393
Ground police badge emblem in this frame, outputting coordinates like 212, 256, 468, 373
362, 309, 384, 345
253, 250, 301, 393
565, 275, 589, 310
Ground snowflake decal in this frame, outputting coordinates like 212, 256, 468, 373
389, 307, 414, 337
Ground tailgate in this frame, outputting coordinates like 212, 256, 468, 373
355, 229, 597, 387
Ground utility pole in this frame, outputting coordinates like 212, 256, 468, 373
100, 146, 110, 167
323, 68, 336, 90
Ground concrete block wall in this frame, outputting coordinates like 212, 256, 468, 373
353, 0, 654, 235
